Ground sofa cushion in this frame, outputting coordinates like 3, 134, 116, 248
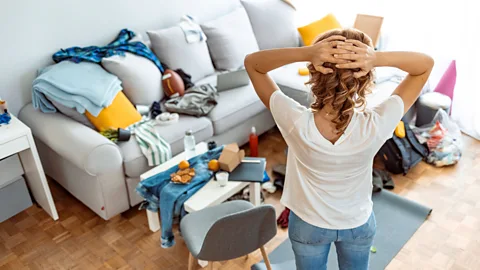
119, 116, 213, 178
102, 52, 163, 105
201, 7, 259, 70
241, 0, 299, 50
269, 62, 313, 106
195, 75, 266, 134
297, 13, 342, 46
85, 91, 142, 131
148, 26, 215, 82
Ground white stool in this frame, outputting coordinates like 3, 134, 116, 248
415, 92, 451, 127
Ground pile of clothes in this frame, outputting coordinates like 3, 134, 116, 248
34, 29, 163, 116
413, 109, 462, 167
153, 15, 219, 119
33, 29, 171, 167
32, 61, 123, 116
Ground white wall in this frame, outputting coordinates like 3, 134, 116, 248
0, 0, 240, 115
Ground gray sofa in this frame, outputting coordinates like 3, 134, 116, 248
18, 0, 401, 220
18, 0, 311, 220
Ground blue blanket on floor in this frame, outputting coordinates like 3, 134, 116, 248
136, 146, 224, 248
32, 61, 122, 116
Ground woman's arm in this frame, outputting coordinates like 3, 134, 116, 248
375, 51, 434, 113
244, 47, 309, 109
335, 40, 434, 114
245, 35, 349, 109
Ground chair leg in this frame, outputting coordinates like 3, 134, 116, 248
208, 262, 214, 270
260, 246, 272, 270
188, 252, 195, 270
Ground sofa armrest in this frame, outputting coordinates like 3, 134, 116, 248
19, 103, 123, 176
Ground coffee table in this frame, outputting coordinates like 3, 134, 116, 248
140, 142, 262, 232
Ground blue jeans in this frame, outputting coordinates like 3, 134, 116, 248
288, 211, 376, 270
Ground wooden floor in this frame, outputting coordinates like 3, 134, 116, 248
1, 128, 480, 270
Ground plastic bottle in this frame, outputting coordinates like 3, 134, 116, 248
184, 129, 196, 159
249, 126, 258, 157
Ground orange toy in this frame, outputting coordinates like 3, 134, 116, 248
298, 67, 309, 76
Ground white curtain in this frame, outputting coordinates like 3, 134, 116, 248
293, 0, 480, 140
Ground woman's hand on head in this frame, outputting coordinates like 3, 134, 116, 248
334, 39, 376, 78
308, 35, 351, 74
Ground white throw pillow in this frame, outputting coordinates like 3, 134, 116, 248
148, 26, 215, 83
102, 52, 163, 105
241, 0, 299, 50
201, 7, 259, 70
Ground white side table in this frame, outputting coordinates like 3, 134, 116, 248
0, 115, 58, 220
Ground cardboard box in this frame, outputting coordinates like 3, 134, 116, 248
219, 143, 245, 172
354, 14, 384, 47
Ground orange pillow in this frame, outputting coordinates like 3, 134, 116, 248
86, 91, 141, 131
297, 14, 341, 46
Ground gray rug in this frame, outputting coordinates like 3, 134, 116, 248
252, 190, 432, 270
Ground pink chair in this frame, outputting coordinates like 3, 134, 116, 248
433, 60, 457, 112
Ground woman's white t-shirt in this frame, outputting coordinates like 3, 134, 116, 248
270, 90, 404, 229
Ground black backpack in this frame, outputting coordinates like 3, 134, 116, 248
377, 122, 429, 175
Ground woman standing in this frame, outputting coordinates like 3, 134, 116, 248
244, 29, 433, 270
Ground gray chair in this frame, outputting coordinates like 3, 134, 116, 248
180, 200, 277, 270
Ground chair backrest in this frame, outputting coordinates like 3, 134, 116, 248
197, 204, 277, 261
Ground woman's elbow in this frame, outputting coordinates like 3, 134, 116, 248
245, 53, 265, 74
424, 55, 435, 72
244, 53, 254, 69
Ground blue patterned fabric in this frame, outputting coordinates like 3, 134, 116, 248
136, 146, 224, 248
52, 29, 164, 73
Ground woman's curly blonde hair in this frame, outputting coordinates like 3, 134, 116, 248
307, 28, 374, 134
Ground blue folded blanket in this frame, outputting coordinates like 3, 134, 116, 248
32, 61, 122, 117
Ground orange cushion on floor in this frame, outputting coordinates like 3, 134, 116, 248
86, 91, 141, 131
298, 14, 341, 46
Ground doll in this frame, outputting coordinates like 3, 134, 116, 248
0, 99, 7, 114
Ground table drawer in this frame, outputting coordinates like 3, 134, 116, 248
0, 154, 24, 188
0, 136, 29, 160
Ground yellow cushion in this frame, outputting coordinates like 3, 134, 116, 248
86, 91, 141, 131
297, 14, 341, 46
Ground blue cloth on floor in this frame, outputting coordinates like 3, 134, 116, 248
32, 61, 122, 116
52, 29, 164, 73
136, 146, 224, 248
263, 170, 270, 183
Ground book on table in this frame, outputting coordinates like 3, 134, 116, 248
227, 157, 266, 182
